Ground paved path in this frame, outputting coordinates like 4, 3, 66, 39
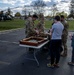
0, 29, 74, 75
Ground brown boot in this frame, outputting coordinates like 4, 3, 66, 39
54, 63, 60, 68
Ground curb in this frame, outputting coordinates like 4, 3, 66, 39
0, 28, 24, 34
0, 28, 74, 34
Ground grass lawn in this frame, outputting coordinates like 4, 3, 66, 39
0, 19, 74, 31
68, 20, 74, 30
0, 19, 25, 31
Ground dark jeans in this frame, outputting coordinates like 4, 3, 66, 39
71, 47, 74, 63
49, 40, 62, 65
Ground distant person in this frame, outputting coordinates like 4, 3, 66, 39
47, 16, 64, 68
60, 15, 69, 57
68, 34, 74, 66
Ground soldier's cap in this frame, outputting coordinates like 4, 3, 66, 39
32, 14, 38, 18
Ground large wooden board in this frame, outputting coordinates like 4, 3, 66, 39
19, 37, 47, 46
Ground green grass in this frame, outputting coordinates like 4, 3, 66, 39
45, 20, 53, 28
68, 20, 74, 30
0, 19, 24, 31
0, 19, 74, 31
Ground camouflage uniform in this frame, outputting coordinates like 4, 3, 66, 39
25, 17, 37, 52
61, 20, 69, 56
36, 13, 46, 37
36, 20, 45, 32
25, 17, 37, 38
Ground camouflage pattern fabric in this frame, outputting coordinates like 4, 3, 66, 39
25, 18, 37, 38
36, 15, 46, 38
36, 20, 45, 33
61, 20, 69, 55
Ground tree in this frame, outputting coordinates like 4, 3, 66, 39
5, 8, 13, 19
56, 11, 68, 18
15, 12, 21, 17
22, 6, 29, 19
32, 0, 46, 14
0, 11, 3, 21
5, 8, 12, 15
0, 11, 4, 16
51, 4, 58, 18
69, 0, 74, 18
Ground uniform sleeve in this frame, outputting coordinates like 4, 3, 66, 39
36, 20, 45, 32
29, 22, 36, 35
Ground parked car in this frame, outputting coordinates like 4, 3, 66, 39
0, 15, 13, 21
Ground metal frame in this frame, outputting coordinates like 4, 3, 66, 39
19, 40, 49, 66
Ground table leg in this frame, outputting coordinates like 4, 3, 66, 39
34, 49, 39, 67
22, 48, 39, 67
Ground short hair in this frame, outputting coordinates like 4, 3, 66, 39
54, 16, 60, 21
60, 15, 64, 18
32, 14, 38, 18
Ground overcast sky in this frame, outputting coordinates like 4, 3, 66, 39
0, 0, 71, 16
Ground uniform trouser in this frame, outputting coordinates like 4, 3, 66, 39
62, 35, 68, 55
71, 47, 74, 63
50, 40, 62, 65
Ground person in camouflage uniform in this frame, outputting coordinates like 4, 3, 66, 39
25, 14, 38, 38
36, 13, 47, 37
25, 14, 38, 52
60, 15, 69, 56
36, 13, 45, 32
36, 13, 49, 53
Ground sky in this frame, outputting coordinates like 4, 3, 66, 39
0, 0, 71, 16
